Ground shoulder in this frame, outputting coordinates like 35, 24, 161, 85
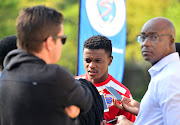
109, 75, 132, 98
75, 74, 86, 79
153, 61, 180, 100
110, 75, 130, 90
46, 64, 75, 82
48, 64, 71, 74
159, 61, 180, 83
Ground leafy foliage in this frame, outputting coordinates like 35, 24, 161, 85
0, 0, 179, 100
0, 0, 19, 38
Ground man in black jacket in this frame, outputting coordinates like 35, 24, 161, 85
0, 5, 92, 125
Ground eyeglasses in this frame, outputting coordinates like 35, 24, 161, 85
44, 35, 67, 44
137, 34, 172, 43
52, 35, 67, 44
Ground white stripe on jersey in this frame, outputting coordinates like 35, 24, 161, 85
75, 76, 86, 79
96, 80, 126, 94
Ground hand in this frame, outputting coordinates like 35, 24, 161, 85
100, 120, 107, 125
113, 96, 140, 116
115, 115, 133, 125
64, 105, 80, 119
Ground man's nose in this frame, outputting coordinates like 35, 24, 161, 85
141, 36, 151, 46
89, 61, 96, 68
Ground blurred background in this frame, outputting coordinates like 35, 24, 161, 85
0, 0, 180, 101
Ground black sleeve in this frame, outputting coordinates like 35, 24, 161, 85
55, 66, 93, 114
78, 79, 104, 125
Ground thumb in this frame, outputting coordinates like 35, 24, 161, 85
116, 115, 127, 123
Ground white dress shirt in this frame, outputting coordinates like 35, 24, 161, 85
134, 52, 180, 125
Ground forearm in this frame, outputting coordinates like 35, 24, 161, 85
69, 80, 93, 113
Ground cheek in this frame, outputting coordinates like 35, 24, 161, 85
140, 43, 144, 49
83, 63, 88, 69
99, 63, 108, 72
155, 48, 167, 58
57, 46, 62, 55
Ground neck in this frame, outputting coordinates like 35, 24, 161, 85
88, 73, 109, 83
31, 50, 51, 64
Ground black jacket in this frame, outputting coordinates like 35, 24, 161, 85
0, 49, 92, 125
78, 79, 104, 125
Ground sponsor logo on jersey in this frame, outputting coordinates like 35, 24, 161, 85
105, 94, 113, 107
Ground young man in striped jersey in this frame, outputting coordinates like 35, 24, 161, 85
75, 35, 135, 125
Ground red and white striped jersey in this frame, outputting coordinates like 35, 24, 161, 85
75, 74, 136, 125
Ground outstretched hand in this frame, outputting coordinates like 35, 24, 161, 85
115, 115, 134, 125
100, 120, 107, 125
113, 96, 140, 116
65, 105, 80, 119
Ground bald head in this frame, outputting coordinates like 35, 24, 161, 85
142, 17, 175, 39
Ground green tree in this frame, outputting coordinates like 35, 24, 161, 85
0, 0, 19, 38
0, 0, 180, 101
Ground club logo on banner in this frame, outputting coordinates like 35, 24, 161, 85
78, 0, 127, 83
86, 0, 126, 37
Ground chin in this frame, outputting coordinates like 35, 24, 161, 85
88, 75, 96, 79
88, 75, 97, 81
143, 56, 151, 61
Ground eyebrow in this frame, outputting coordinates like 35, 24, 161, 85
84, 57, 102, 59
141, 32, 158, 34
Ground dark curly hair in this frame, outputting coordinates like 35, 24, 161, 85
83, 35, 112, 57
0, 35, 17, 70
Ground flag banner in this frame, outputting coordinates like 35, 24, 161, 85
78, 0, 126, 82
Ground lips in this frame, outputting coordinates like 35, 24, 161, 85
88, 70, 97, 76
142, 51, 151, 55
142, 49, 152, 55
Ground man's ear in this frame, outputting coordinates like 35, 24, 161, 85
169, 36, 175, 43
108, 56, 113, 66
169, 37, 175, 49
45, 36, 54, 51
